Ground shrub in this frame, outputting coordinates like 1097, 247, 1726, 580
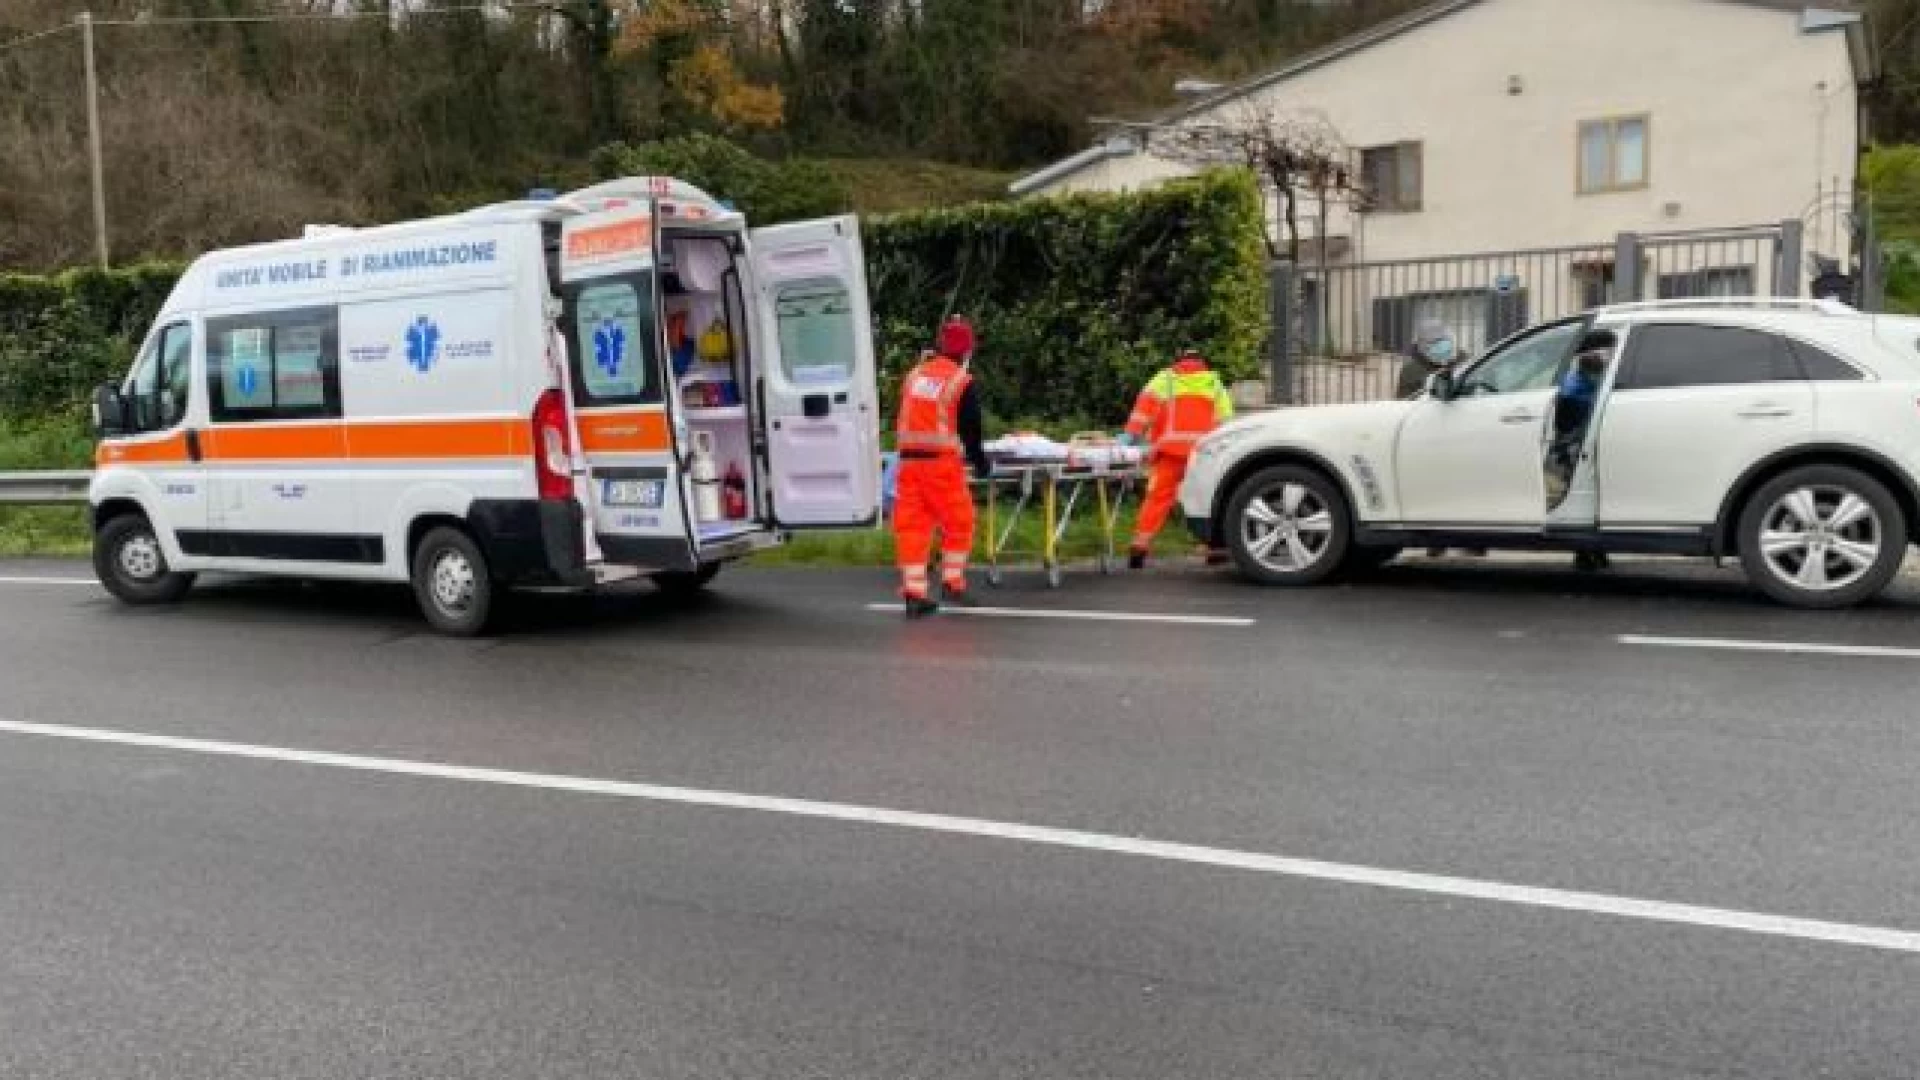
0, 169, 1269, 441
865, 169, 1269, 430
590, 134, 850, 224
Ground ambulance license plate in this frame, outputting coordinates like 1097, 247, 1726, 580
603, 479, 664, 508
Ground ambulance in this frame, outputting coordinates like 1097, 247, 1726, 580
87, 177, 882, 634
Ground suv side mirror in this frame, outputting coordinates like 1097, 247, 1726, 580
1424, 369, 1456, 402
91, 383, 129, 438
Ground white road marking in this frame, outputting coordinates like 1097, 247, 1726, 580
862, 603, 1254, 627
0, 576, 98, 587
1620, 634, 1920, 660
1, 717, 1915, 955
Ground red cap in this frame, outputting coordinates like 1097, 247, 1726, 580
938, 315, 975, 360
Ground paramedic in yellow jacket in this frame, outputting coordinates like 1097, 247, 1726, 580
1121, 349, 1234, 569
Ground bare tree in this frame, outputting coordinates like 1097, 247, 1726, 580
1145, 103, 1358, 263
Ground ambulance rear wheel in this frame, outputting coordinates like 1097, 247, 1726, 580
411, 527, 494, 636
651, 564, 721, 598
94, 513, 194, 606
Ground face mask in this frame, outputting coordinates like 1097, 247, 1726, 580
1426, 339, 1456, 364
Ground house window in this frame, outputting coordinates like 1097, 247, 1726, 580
1578, 115, 1649, 194
1361, 142, 1422, 212
1656, 266, 1754, 300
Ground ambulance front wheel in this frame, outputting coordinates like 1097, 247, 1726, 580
411, 526, 495, 637
651, 563, 721, 598
94, 513, 195, 606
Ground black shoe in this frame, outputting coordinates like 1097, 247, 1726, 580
904, 597, 941, 619
1128, 550, 1148, 570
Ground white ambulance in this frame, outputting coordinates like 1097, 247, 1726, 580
88, 177, 882, 634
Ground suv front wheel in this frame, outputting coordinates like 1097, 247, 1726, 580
1224, 464, 1353, 586
1737, 465, 1907, 609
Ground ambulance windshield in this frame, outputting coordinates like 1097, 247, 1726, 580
562, 270, 660, 406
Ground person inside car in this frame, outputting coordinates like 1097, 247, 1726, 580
1549, 330, 1619, 571
1397, 318, 1463, 399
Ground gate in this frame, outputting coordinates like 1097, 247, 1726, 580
1271, 221, 1807, 406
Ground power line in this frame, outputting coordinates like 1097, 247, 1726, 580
2, 3, 565, 48
0, 22, 77, 57
91, 4, 561, 28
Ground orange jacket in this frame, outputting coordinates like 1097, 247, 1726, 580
1125, 357, 1234, 458
896, 355, 981, 465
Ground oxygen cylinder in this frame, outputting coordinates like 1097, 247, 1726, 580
689, 430, 722, 523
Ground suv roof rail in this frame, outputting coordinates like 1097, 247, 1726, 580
1600, 296, 1857, 317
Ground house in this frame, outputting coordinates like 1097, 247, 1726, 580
1011, 0, 1876, 365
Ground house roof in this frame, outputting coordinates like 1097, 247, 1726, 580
1008, 0, 1873, 197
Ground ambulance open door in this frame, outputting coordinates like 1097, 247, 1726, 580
749, 216, 881, 529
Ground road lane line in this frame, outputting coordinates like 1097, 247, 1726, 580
1620, 634, 1920, 660
861, 603, 1254, 627
0, 576, 98, 587
1, 717, 1915, 956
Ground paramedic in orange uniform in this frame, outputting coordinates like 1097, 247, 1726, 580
893, 316, 992, 618
1123, 348, 1235, 569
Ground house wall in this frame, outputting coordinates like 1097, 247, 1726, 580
1026, 0, 1858, 266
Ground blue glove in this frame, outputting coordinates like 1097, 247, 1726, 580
1116, 432, 1140, 448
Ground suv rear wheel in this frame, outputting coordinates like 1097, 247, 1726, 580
1737, 464, 1907, 609
94, 514, 195, 605
1224, 464, 1353, 586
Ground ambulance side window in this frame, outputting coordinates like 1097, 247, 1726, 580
773, 279, 854, 385
207, 307, 342, 423
123, 322, 193, 433
565, 275, 659, 406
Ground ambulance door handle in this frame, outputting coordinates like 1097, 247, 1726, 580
803, 394, 831, 419
185, 429, 203, 463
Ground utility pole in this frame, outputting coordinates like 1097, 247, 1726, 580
79, 10, 109, 268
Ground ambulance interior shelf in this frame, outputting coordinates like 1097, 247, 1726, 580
663, 235, 754, 535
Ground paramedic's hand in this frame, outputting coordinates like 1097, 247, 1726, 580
973, 458, 994, 482
1116, 432, 1139, 448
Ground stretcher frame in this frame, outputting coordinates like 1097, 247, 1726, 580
975, 458, 1142, 588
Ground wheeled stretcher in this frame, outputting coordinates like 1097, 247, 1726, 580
973, 435, 1144, 588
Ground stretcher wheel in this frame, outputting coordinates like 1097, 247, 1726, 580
1046, 564, 1063, 588
987, 567, 1003, 587
1097, 553, 1113, 575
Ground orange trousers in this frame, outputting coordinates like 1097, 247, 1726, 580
893, 458, 976, 598
1131, 454, 1189, 552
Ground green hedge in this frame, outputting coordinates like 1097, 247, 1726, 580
0, 171, 1267, 435
864, 169, 1268, 430
0, 264, 181, 420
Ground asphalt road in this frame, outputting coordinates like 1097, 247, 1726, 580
1, 554, 1918, 1078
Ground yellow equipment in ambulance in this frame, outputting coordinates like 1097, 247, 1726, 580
86, 177, 883, 634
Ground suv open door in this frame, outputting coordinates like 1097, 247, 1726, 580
751, 216, 881, 529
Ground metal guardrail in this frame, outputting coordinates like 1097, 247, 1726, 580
0, 471, 91, 505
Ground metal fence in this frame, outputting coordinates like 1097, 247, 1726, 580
0, 471, 90, 505
1271, 221, 1816, 405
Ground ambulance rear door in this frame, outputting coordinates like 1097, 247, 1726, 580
559, 203, 698, 572
749, 215, 881, 529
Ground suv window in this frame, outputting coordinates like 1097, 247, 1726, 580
1457, 320, 1585, 396
1787, 339, 1864, 382
1616, 324, 1797, 391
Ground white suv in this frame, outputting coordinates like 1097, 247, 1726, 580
1180, 299, 1920, 608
